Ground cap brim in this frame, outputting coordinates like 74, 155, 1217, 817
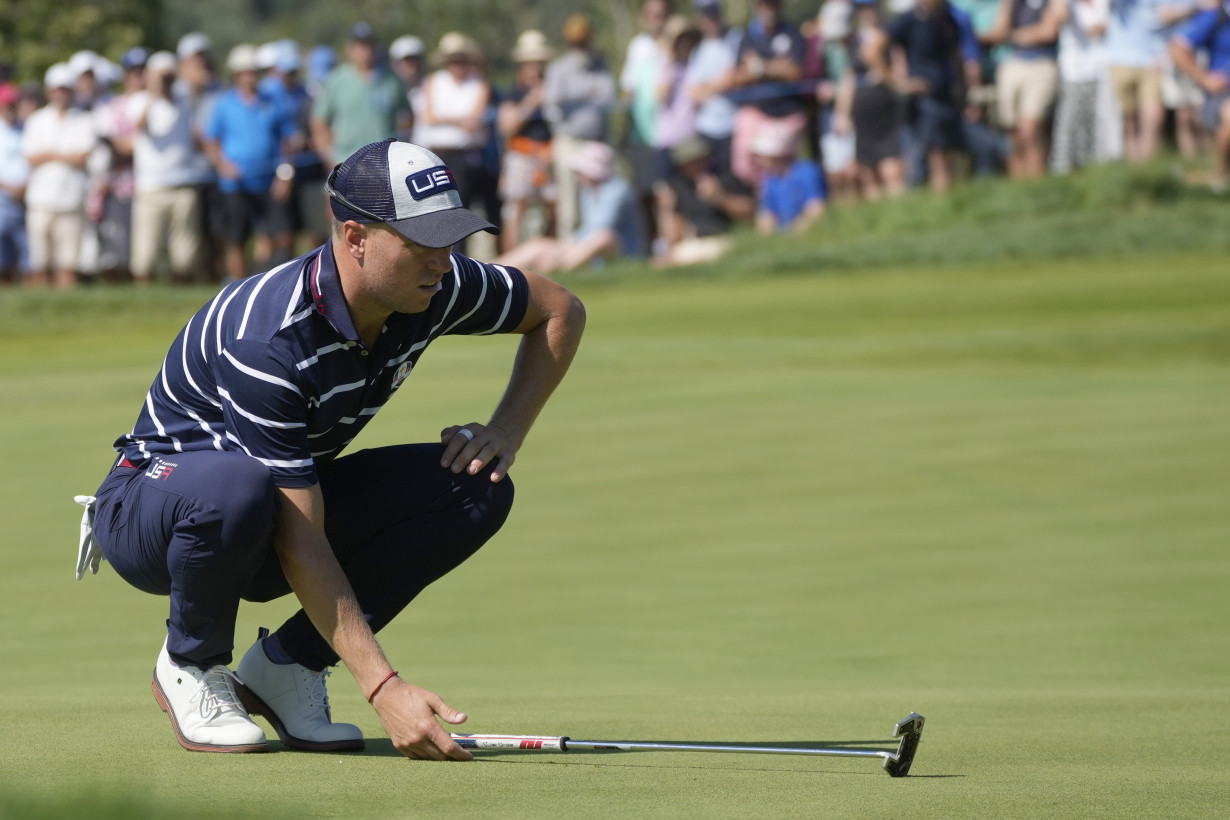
388, 207, 498, 249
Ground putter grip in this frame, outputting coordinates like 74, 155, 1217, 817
451, 733, 568, 752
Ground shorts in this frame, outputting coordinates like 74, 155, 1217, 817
853, 83, 903, 167
221, 190, 294, 245
912, 97, 963, 152
500, 142, 557, 202
0, 203, 26, 271
26, 208, 85, 272
1200, 91, 1230, 134
997, 58, 1059, 127
1161, 62, 1204, 110
1109, 65, 1163, 117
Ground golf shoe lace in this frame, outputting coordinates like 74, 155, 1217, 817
189, 666, 246, 719
306, 667, 332, 713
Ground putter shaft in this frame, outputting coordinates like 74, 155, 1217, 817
452, 712, 925, 777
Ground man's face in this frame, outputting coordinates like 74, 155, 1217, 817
48, 86, 73, 110
234, 69, 258, 94
642, 0, 669, 35
394, 56, 421, 85
361, 224, 455, 315
349, 40, 376, 71
755, 0, 782, 28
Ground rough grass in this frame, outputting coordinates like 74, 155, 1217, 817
1, 164, 1228, 818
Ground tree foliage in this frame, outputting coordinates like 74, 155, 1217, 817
0, 0, 163, 83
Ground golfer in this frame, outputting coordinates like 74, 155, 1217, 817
76, 140, 585, 760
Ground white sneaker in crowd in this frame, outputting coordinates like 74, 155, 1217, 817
151, 638, 268, 753
235, 628, 365, 752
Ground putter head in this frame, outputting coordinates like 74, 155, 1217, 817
881, 712, 925, 777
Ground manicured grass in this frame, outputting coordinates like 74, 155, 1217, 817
2, 169, 1228, 817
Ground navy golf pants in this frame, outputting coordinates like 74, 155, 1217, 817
92, 444, 514, 670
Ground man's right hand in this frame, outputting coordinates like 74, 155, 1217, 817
371, 677, 474, 761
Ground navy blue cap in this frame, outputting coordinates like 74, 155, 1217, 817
122, 47, 150, 70
351, 21, 375, 41
325, 139, 497, 249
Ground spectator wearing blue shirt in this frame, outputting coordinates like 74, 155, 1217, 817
0, 83, 28, 284
889, 0, 987, 191
1170, 4, 1230, 188
204, 44, 295, 280
751, 127, 826, 233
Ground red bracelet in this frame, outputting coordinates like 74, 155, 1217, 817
367, 670, 399, 703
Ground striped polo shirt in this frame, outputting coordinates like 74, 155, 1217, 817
114, 241, 529, 488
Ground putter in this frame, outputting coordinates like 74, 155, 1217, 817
452, 712, 925, 777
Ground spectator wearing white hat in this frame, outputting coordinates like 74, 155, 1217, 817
498, 30, 557, 253
21, 63, 98, 288
127, 51, 203, 284
493, 140, 645, 273
389, 34, 426, 127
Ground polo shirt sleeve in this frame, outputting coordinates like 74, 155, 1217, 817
438, 255, 530, 337
1175, 9, 1219, 51
311, 74, 337, 124
956, 10, 982, 63
214, 337, 317, 487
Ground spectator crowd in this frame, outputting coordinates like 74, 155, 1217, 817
1, 0, 1228, 287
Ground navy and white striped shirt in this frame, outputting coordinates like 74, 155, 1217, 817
114, 241, 530, 488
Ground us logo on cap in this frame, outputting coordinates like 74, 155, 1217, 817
406, 168, 458, 201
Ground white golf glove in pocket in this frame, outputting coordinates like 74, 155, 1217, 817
74, 495, 103, 580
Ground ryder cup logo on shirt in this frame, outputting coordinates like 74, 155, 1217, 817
391, 361, 413, 390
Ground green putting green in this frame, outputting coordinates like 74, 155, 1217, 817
2, 243, 1227, 817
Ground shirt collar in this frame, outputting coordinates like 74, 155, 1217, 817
309, 239, 363, 343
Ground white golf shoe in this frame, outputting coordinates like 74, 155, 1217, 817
235, 628, 365, 752
151, 638, 268, 753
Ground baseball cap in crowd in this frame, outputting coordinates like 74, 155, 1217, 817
819, 1, 854, 40
177, 32, 212, 60
147, 51, 178, 75
432, 32, 482, 65
122, 47, 150, 71
389, 35, 425, 61
256, 42, 280, 71
750, 127, 795, 158
511, 30, 554, 63
0, 83, 18, 107
324, 140, 498, 249
351, 21, 376, 42
227, 44, 260, 74
670, 135, 712, 168
694, 0, 723, 17
68, 50, 100, 79
44, 63, 75, 90
570, 141, 614, 182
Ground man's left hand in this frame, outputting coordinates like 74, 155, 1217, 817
440, 423, 517, 483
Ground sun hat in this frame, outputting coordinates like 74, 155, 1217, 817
324, 139, 498, 249
670, 135, 712, 167
570, 140, 614, 182
227, 44, 260, 74
510, 30, 555, 63
819, 1, 854, 40
432, 32, 482, 65
662, 15, 701, 47
390, 35, 425, 61
147, 51, 178, 75
44, 63, 75, 90
177, 32, 212, 60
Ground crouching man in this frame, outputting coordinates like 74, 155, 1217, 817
78, 139, 585, 758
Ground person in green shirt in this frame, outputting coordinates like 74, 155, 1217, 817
311, 22, 413, 169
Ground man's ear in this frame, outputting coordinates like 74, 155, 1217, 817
341, 221, 368, 263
